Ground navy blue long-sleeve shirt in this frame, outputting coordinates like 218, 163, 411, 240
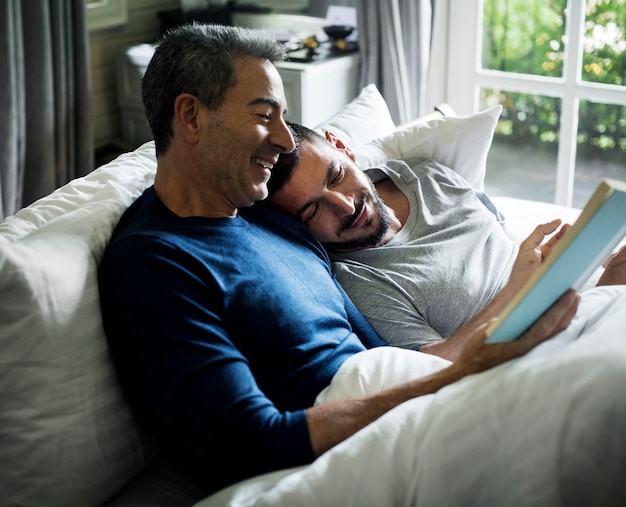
98, 187, 385, 493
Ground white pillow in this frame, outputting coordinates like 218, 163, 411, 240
354, 106, 502, 190
0, 143, 158, 507
0, 141, 158, 243
314, 83, 396, 150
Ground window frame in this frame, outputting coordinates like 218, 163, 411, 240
444, 0, 626, 206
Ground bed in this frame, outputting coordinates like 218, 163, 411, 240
1, 84, 624, 507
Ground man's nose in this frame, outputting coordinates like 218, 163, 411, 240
272, 118, 296, 153
328, 190, 355, 218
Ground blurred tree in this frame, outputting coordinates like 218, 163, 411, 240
481, 0, 625, 160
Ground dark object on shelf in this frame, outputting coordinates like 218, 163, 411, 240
300, 34, 321, 61
285, 35, 331, 63
323, 24, 357, 52
323, 25, 353, 41
286, 26, 358, 63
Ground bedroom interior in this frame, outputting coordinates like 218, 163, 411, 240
1, 1, 625, 506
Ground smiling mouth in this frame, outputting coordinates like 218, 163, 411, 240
350, 204, 368, 229
252, 157, 274, 170
342, 195, 368, 231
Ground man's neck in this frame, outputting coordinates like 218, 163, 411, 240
154, 159, 238, 219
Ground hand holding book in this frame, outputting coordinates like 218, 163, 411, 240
597, 245, 626, 287
486, 179, 626, 343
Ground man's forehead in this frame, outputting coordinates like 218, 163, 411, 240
288, 141, 329, 180
271, 178, 310, 215
301, 136, 335, 161
230, 58, 285, 102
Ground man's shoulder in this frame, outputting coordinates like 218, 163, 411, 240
108, 186, 157, 242
242, 205, 331, 264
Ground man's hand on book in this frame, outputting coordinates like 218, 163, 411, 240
597, 245, 626, 286
507, 219, 571, 292
456, 289, 580, 375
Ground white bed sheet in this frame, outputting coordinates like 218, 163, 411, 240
197, 285, 626, 507
493, 195, 582, 244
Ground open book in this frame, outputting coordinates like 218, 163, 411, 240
486, 178, 626, 343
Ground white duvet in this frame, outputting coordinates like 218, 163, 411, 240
197, 285, 626, 507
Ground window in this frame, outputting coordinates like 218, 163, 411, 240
445, 0, 626, 207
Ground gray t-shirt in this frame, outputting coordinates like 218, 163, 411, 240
331, 157, 518, 349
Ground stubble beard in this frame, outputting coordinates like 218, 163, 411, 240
323, 190, 391, 253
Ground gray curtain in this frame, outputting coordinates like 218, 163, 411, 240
0, 0, 93, 221
355, 0, 433, 124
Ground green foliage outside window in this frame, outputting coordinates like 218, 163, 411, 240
482, 0, 567, 77
583, 0, 626, 86
481, 0, 626, 162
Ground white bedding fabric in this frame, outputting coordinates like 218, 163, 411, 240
197, 285, 626, 507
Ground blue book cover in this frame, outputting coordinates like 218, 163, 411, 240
486, 178, 626, 343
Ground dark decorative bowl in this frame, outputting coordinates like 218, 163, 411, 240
323, 25, 354, 42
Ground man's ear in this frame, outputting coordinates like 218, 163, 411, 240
324, 131, 357, 162
173, 93, 202, 145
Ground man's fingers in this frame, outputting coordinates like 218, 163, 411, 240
544, 223, 570, 248
535, 222, 571, 261
534, 218, 561, 239
520, 219, 562, 249
520, 290, 580, 346
603, 244, 626, 268
549, 290, 580, 334
598, 245, 626, 286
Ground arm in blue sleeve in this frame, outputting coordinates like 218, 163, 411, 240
99, 236, 313, 493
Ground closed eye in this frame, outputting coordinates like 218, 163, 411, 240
302, 202, 320, 226
330, 164, 344, 186
297, 162, 341, 226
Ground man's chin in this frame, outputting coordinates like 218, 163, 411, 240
240, 188, 269, 208
324, 234, 382, 253
255, 189, 269, 203
325, 219, 389, 252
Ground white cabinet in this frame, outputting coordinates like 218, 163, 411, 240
116, 44, 360, 148
278, 53, 360, 127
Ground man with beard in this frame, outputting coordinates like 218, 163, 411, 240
265, 122, 585, 360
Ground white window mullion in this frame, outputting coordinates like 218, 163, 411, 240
554, 0, 585, 206
446, 0, 482, 114
475, 72, 563, 97
555, 96, 579, 206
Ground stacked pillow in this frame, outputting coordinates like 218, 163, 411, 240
0, 143, 159, 507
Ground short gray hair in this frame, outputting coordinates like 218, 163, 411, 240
142, 23, 286, 156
